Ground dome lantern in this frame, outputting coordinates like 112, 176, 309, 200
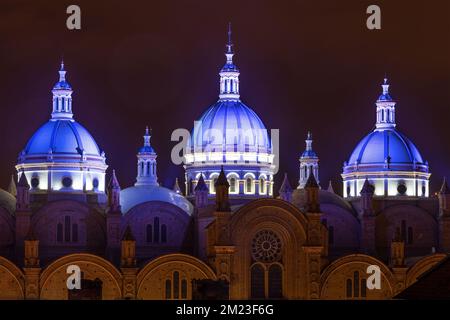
51, 60, 74, 120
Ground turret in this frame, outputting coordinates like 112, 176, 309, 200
299, 132, 319, 188
195, 175, 209, 208
279, 173, 293, 202
215, 167, 230, 212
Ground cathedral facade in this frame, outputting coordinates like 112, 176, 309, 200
0, 29, 448, 300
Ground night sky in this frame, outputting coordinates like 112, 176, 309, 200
0, 0, 449, 195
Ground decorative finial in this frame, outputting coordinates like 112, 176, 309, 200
382, 77, 389, 95
226, 22, 233, 55
58, 59, 67, 82
143, 126, 152, 147
307, 131, 312, 140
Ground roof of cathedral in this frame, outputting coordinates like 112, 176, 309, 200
120, 185, 194, 215
23, 120, 102, 157
344, 78, 427, 174
347, 129, 424, 167
188, 25, 271, 156
190, 99, 271, 153
19, 63, 105, 162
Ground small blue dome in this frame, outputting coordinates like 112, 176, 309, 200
120, 185, 193, 215
190, 100, 271, 153
347, 128, 426, 170
301, 150, 317, 158
138, 146, 155, 153
24, 120, 102, 156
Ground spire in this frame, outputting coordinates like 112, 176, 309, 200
219, 23, 240, 101
122, 225, 135, 241
327, 180, 335, 193
279, 173, 293, 202
305, 171, 319, 189
279, 173, 293, 193
305, 172, 320, 212
375, 77, 396, 130
8, 174, 17, 197
144, 126, 152, 147
299, 131, 319, 189
215, 166, 230, 212
16, 172, 30, 210
215, 166, 230, 188
440, 177, 450, 194
305, 131, 313, 151
226, 22, 233, 55
195, 174, 209, 192
51, 60, 74, 120
195, 174, 209, 208
135, 127, 158, 186
108, 170, 121, 212
173, 178, 182, 194
108, 169, 121, 189
360, 178, 375, 195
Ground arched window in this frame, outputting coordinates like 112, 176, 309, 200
181, 279, 187, 299
57, 223, 63, 242
154, 217, 160, 243
161, 225, 167, 243
230, 178, 236, 193
345, 272, 366, 299
173, 271, 180, 299
165, 279, 171, 299
304, 166, 307, 179
165, 271, 188, 300
64, 216, 71, 242
246, 178, 252, 193
361, 278, 367, 298
72, 224, 78, 242
346, 279, 353, 298
147, 162, 151, 176
260, 178, 265, 194
250, 264, 265, 299
140, 162, 144, 175
268, 264, 283, 299
146, 224, 152, 243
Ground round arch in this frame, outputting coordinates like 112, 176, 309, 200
229, 199, 308, 299
0, 256, 24, 299
405, 253, 447, 287
137, 253, 217, 300
320, 254, 395, 299
40, 253, 122, 300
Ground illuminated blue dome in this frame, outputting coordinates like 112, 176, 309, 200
191, 100, 271, 153
342, 78, 430, 198
24, 120, 102, 157
347, 129, 425, 170
120, 185, 193, 215
16, 62, 108, 196
184, 25, 276, 200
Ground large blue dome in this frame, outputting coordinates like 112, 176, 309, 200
347, 129, 425, 169
24, 120, 102, 157
16, 63, 108, 197
190, 100, 271, 153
